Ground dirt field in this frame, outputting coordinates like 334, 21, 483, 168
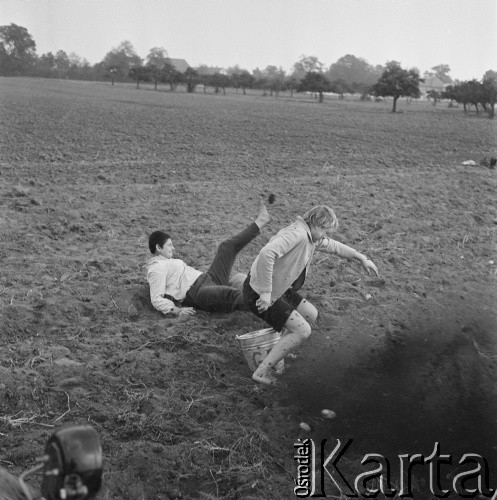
0, 77, 496, 499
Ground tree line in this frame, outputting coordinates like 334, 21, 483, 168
441, 77, 497, 118
1, 23, 495, 116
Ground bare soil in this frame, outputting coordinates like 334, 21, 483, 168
0, 77, 496, 499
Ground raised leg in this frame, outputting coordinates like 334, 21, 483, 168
207, 201, 269, 285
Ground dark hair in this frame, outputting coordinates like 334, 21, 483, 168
149, 231, 171, 254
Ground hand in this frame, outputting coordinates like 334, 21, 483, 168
256, 292, 272, 313
361, 258, 379, 276
177, 307, 196, 316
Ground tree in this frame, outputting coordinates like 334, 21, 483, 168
447, 80, 483, 114
78, 59, 93, 81
483, 70, 497, 83
424, 64, 452, 85
264, 65, 286, 97
196, 65, 219, 93
146, 47, 168, 67
145, 47, 168, 90
209, 72, 230, 94
292, 55, 324, 81
102, 41, 141, 83
444, 83, 470, 112
160, 62, 182, 90
129, 65, 150, 89
252, 67, 265, 92
35, 52, 56, 78
298, 72, 331, 102
55, 50, 69, 79
229, 72, 241, 93
372, 61, 420, 112
327, 54, 382, 90
0, 23, 36, 75
225, 65, 242, 77
253, 65, 286, 96
237, 70, 255, 95
481, 74, 497, 118
443, 80, 483, 114
183, 67, 199, 93
66, 52, 89, 80
92, 61, 107, 82
148, 64, 162, 90
466, 79, 485, 114
226, 66, 253, 94
351, 82, 372, 97
285, 75, 300, 97
426, 89, 442, 106
329, 78, 351, 99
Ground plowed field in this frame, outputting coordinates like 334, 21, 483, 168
1, 77, 496, 499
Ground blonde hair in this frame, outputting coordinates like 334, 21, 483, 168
303, 205, 338, 232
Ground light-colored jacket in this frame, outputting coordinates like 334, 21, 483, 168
146, 256, 202, 314
249, 217, 362, 301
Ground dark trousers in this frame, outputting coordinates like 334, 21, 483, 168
183, 223, 259, 313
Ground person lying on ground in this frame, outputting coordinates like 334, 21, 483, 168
242, 205, 379, 386
147, 201, 270, 317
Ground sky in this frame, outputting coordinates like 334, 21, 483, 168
1, 0, 496, 81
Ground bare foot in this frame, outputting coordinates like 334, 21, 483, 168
254, 200, 270, 229
252, 370, 279, 386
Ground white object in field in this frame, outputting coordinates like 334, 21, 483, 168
489, 260, 494, 265
299, 422, 311, 432
321, 409, 336, 419
365, 293, 372, 300
462, 160, 476, 166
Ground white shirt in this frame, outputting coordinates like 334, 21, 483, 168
146, 256, 202, 314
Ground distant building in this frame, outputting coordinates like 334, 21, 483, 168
419, 75, 448, 97
196, 66, 225, 76
164, 58, 190, 73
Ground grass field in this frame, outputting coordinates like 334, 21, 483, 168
0, 77, 496, 499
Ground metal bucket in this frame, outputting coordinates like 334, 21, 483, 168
236, 328, 284, 374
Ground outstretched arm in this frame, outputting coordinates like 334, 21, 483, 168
317, 237, 379, 276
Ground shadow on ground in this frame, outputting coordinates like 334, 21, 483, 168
285, 286, 497, 496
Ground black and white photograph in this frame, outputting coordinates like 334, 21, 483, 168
1, 1, 496, 498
